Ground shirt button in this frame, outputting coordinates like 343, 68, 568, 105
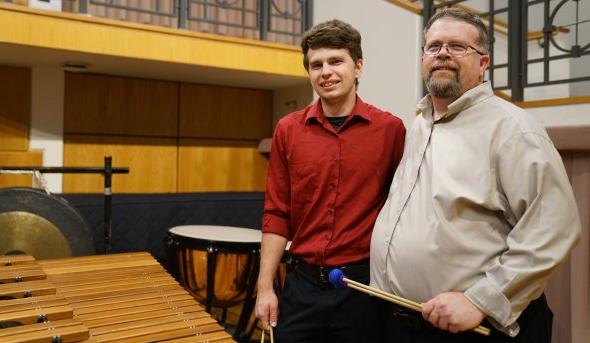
328, 209, 334, 215
324, 234, 330, 240
329, 183, 336, 189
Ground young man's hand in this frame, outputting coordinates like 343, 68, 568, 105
256, 288, 279, 329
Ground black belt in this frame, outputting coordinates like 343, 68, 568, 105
291, 257, 370, 285
385, 303, 429, 331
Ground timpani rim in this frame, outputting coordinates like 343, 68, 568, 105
168, 225, 262, 244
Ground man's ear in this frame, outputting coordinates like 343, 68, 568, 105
479, 54, 490, 80
355, 58, 364, 78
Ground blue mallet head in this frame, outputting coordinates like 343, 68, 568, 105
328, 268, 346, 289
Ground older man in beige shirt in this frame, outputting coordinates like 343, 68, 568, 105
370, 8, 580, 343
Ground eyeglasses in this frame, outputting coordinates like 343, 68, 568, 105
422, 43, 486, 57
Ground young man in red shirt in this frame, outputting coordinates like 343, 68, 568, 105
255, 19, 406, 342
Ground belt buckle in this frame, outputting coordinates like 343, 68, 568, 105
318, 266, 328, 284
391, 306, 424, 330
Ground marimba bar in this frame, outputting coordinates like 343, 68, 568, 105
0, 252, 235, 342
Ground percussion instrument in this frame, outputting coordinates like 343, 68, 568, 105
167, 225, 262, 340
0, 252, 234, 342
0, 188, 95, 259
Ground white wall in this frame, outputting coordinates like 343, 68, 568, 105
313, 0, 423, 127
29, 67, 64, 193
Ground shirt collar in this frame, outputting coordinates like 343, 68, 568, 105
305, 95, 372, 124
416, 81, 495, 121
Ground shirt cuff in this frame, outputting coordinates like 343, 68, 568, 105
464, 276, 520, 336
262, 213, 290, 238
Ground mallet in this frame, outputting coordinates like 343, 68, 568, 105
328, 268, 490, 336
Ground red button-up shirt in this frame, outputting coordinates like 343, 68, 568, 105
262, 97, 405, 266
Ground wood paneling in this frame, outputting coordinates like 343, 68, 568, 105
64, 73, 178, 137
547, 126, 590, 151
180, 84, 272, 140
178, 139, 267, 192
63, 134, 177, 193
62, 74, 273, 193
0, 65, 30, 151
0, 150, 43, 188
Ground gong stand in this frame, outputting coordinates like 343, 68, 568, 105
0, 156, 129, 254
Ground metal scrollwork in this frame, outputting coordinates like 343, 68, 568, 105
270, 0, 303, 18
547, 0, 589, 56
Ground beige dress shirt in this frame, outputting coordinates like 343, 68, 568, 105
370, 82, 581, 336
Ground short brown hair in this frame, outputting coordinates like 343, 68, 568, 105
300, 19, 363, 70
424, 8, 489, 54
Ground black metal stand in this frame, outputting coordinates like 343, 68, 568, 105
0, 156, 129, 254
104, 157, 114, 254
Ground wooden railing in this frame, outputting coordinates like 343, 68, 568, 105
3, 0, 313, 45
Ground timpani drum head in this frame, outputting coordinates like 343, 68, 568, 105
0, 188, 95, 259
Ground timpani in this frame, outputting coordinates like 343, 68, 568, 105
167, 225, 261, 340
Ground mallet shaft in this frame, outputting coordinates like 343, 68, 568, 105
343, 277, 490, 336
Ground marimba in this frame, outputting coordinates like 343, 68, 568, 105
0, 252, 234, 342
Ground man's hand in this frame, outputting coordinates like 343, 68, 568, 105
256, 233, 287, 330
255, 288, 279, 329
421, 292, 485, 333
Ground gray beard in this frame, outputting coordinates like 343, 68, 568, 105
426, 74, 461, 99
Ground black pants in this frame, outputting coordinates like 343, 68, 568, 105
381, 294, 553, 343
274, 266, 384, 343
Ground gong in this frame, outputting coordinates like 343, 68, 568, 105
0, 188, 95, 259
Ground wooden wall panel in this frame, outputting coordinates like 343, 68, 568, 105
179, 84, 272, 140
178, 139, 267, 192
0, 65, 30, 151
63, 134, 177, 193
62, 74, 273, 193
547, 126, 590, 151
64, 73, 178, 137
0, 150, 43, 188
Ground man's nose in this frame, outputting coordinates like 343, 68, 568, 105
436, 45, 452, 57
321, 64, 332, 76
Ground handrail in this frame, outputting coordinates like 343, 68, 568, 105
516, 96, 590, 109
386, 0, 421, 14
386, 0, 569, 41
